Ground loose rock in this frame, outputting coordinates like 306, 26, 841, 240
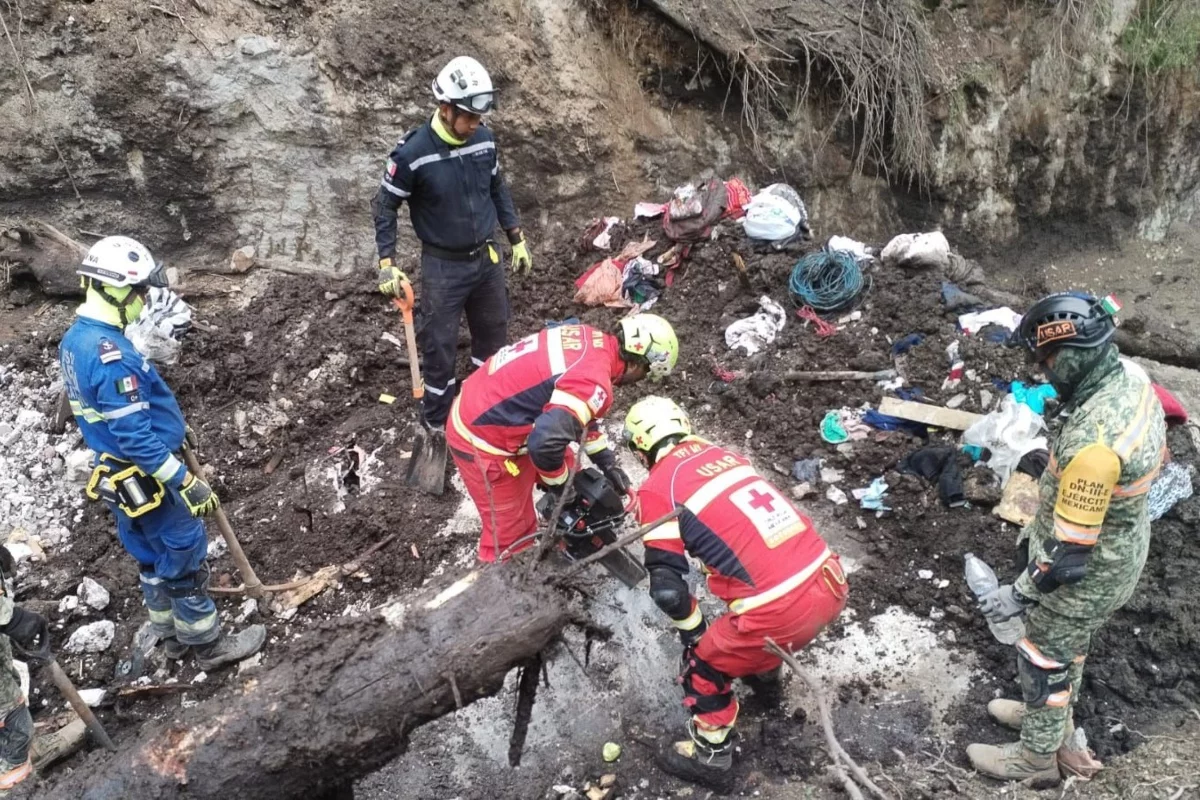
64, 620, 115, 654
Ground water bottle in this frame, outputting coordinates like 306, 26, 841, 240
964, 553, 1026, 645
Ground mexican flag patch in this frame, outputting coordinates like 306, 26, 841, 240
116, 376, 139, 394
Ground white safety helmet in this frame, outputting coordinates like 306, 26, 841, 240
78, 236, 168, 289
431, 56, 495, 115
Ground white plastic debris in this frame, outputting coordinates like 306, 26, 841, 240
744, 184, 808, 243
826, 485, 849, 505
78, 688, 106, 707
826, 235, 871, 262
725, 296, 787, 355
77, 578, 111, 611
125, 288, 193, 365
64, 620, 115, 654
881, 231, 950, 270
958, 307, 1023, 335
962, 395, 1048, 483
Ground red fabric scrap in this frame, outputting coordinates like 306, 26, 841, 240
1153, 383, 1188, 425
724, 178, 752, 219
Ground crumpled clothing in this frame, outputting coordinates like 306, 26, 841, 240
862, 409, 929, 437
125, 287, 192, 365
1016, 448, 1049, 479
826, 235, 871, 262
725, 296, 786, 355
723, 178, 752, 219
852, 477, 891, 511
1152, 383, 1188, 425
1148, 461, 1195, 521
943, 340, 964, 391
881, 231, 949, 270
962, 395, 1048, 483
791, 457, 822, 483
621, 257, 663, 309
941, 281, 985, 311
891, 333, 924, 355
958, 307, 1022, 335
898, 446, 965, 507
573, 259, 626, 307
1011, 381, 1058, 414
582, 216, 622, 250
634, 201, 667, 219
820, 408, 869, 444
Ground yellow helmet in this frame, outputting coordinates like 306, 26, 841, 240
624, 395, 692, 458
617, 313, 679, 381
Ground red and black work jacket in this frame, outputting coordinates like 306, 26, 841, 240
636, 438, 833, 614
450, 324, 620, 485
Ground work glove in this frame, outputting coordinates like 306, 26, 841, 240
978, 583, 1034, 623
1, 606, 50, 655
510, 238, 532, 274
678, 614, 708, 649
603, 465, 633, 496
179, 472, 220, 517
377, 258, 409, 298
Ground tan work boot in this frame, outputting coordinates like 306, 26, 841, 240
967, 741, 1059, 785
987, 698, 1026, 730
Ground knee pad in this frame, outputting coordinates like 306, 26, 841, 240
1016, 639, 1075, 709
649, 568, 692, 620
679, 650, 733, 715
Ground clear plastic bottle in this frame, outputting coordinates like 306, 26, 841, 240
964, 553, 1026, 645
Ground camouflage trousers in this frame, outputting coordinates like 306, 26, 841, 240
1020, 603, 1109, 754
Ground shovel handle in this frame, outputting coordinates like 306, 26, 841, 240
48, 659, 116, 752
392, 291, 424, 399
180, 445, 266, 599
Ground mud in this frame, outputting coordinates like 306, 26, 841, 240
3, 214, 1199, 796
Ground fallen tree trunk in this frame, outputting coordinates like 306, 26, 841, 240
43, 565, 573, 799
1117, 327, 1200, 370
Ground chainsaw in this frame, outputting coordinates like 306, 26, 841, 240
536, 467, 647, 588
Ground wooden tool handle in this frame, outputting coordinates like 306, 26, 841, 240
181, 446, 265, 598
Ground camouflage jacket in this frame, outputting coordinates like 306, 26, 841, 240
0, 596, 23, 713
1015, 346, 1166, 619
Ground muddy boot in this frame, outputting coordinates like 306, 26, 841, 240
966, 741, 1058, 785
741, 666, 784, 709
986, 698, 1026, 730
161, 636, 189, 661
656, 728, 735, 794
193, 625, 266, 671
1057, 726, 1103, 780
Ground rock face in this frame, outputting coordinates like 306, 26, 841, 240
0, 0, 1196, 274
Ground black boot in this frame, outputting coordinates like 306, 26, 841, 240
656, 725, 735, 794
193, 625, 267, 671
742, 666, 784, 709
160, 636, 189, 660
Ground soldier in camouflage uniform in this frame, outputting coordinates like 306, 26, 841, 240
967, 293, 1166, 783
0, 556, 50, 793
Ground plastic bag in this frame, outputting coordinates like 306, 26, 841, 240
962, 395, 1048, 483
125, 287, 192, 365
744, 183, 809, 243
724, 296, 786, 355
881, 231, 950, 270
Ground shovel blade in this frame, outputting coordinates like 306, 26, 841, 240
405, 427, 447, 496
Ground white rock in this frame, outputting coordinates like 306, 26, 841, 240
14, 409, 44, 431
237, 652, 263, 675
790, 482, 813, 500
64, 620, 115, 653
230, 245, 256, 273
936, 579, 950, 589
78, 578, 111, 610
235, 598, 258, 623
826, 485, 849, 505
63, 450, 95, 484
946, 393, 968, 409
78, 688, 106, 707
820, 467, 844, 484
917, 569, 934, 580
192, 671, 208, 684
57, 595, 80, 615
5, 544, 33, 563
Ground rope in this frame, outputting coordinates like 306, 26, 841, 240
796, 305, 838, 337
788, 251, 869, 313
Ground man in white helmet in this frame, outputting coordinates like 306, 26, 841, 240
58, 236, 266, 670
372, 55, 530, 445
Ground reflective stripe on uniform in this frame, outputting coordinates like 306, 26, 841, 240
1112, 465, 1160, 497
380, 179, 411, 198
644, 518, 681, 543
728, 547, 832, 614
424, 378, 457, 397
584, 434, 610, 455
546, 327, 567, 375
152, 454, 184, 483
408, 141, 496, 172
1016, 638, 1067, 670
69, 400, 103, 423
174, 610, 219, 636
1053, 517, 1100, 546
1113, 384, 1156, 460
539, 464, 570, 486
549, 389, 593, 425
672, 603, 704, 631
101, 402, 149, 420
450, 399, 514, 458
681, 465, 757, 515
471, 356, 486, 367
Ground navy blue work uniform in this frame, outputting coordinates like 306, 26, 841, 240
372, 117, 521, 428
60, 307, 219, 645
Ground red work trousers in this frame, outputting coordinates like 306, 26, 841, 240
447, 431, 540, 563
689, 554, 849, 730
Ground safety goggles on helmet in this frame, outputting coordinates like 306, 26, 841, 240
453, 91, 495, 115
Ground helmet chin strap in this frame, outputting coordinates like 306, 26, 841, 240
89, 280, 143, 328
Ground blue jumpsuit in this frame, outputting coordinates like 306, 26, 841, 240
59, 314, 219, 645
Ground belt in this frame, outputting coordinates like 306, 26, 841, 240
727, 547, 833, 615
422, 240, 493, 262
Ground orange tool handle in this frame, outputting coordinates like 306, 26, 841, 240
392, 285, 424, 399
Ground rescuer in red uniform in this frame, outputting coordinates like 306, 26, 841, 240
624, 396, 849, 791
448, 315, 679, 562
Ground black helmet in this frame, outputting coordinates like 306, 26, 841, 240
1011, 292, 1120, 362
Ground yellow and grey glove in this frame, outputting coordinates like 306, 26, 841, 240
377, 258, 409, 297
510, 238, 532, 274
179, 472, 220, 517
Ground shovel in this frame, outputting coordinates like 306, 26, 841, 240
395, 285, 446, 496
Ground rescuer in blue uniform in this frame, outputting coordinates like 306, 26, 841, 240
59, 236, 265, 670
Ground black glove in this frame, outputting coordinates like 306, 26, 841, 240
2, 606, 50, 657
604, 465, 633, 495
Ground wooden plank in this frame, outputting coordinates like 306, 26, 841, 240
876, 397, 984, 431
